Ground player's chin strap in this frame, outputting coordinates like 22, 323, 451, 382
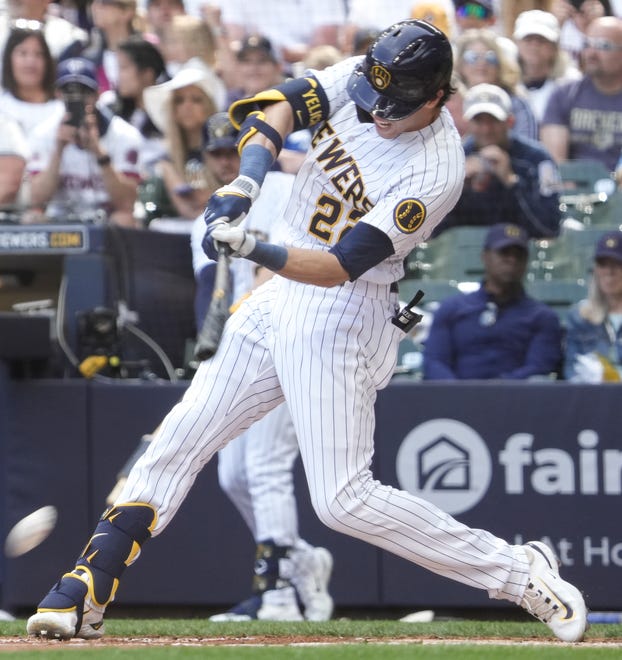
35, 503, 157, 634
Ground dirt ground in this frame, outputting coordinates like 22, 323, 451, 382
1, 635, 622, 650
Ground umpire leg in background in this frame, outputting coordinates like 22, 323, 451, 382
210, 402, 333, 622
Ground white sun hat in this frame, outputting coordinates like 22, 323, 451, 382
143, 58, 227, 133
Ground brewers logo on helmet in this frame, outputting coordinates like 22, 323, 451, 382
370, 65, 391, 90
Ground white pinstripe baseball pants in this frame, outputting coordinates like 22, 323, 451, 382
119, 276, 530, 604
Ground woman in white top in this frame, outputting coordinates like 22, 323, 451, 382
0, 25, 64, 136
0, 111, 29, 212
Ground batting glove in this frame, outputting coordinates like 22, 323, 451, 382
210, 224, 256, 258
203, 175, 261, 226
202, 219, 228, 260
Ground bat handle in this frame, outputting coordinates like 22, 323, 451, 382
217, 243, 231, 258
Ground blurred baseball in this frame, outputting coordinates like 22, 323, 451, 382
4, 506, 58, 558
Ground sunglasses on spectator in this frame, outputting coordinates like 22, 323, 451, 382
456, 3, 492, 20
11, 18, 44, 31
585, 37, 622, 52
462, 50, 499, 66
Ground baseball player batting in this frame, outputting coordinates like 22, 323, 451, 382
28, 20, 587, 643
105, 113, 334, 622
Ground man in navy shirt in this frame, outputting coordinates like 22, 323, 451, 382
423, 223, 563, 379
436, 83, 562, 238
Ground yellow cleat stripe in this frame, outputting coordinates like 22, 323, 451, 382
38, 606, 77, 614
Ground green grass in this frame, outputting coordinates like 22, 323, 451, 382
0, 618, 620, 658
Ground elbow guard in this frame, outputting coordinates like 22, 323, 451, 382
229, 75, 329, 132
236, 111, 284, 155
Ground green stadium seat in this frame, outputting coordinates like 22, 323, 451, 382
525, 279, 587, 320
558, 159, 612, 193
404, 227, 489, 283
399, 278, 461, 307
558, 160, 618, 227
527, 226, 622, 283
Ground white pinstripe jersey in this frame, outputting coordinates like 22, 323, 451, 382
282, 56, 465, 285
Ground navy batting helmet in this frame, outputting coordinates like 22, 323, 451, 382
347, 20, 453, 120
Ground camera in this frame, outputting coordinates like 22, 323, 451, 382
62, 82, 88, 128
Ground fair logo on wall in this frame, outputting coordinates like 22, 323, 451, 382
396, 418, 492, 515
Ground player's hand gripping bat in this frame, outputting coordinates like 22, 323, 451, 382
194, 244, 231, 361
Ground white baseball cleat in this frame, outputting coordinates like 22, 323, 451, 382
27, 611, 78, 640
257, 586, 304, 621
209, 587, 304, 622
520, 541, 587, 643
27, 608, 105, 640
291, 546, 334, 621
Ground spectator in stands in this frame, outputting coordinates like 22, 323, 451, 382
0, 0, 88, 64
410, 1, 454, 39
513, 9, 581, 125
342, 1, 454, 55
60, 0, 142, 92
564, 229, 622, 381
142, 60, 225, 227
301, 44, 343, 72
27, 57, 143, 226
500, 1, 553, 38
159, 13, 217, 77
99, 35, 169, 172
423, 223, 563, 380
346, 27, 379, 56
0, 111, 29, 212
167, 2, 238, 89
50, 0, 94, 33
229, 35, 311, 175
551, 0, 611, 64
454, 28, 538, 140
540, 16, 622, 172
227, 34, 282, 105
143, 0, 185, 44
0, 26, 64, 137
454, 0, 498, 32
218, 0, 344, 74
435, 83, 562, 239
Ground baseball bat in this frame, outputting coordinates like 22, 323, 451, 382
194, 244, 232, 361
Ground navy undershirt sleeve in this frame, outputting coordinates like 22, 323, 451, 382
329, 222, 394, 281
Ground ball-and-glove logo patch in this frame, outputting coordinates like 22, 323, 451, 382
370, 65, 391, 90
394, 198, 426, 233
